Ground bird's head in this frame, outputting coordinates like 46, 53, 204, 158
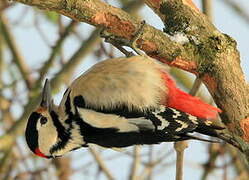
25, 79, 58, 159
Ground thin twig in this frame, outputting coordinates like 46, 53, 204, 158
52, 157, 72, 180
50, 29, 101, 92
0, 31, 3, 89
189, 78, 202, 96
34, 12, 52, 46
129, 146, 141, 180
140, 147, 175, 179
174, 75, 202, 180
174, 50, 204, 180
174, 141, 188, 180
147, 146, 154, 180
227, 145, 249, 179
201, 144, 223, 180
0, 146, 14, 179
202, 0, 213, 21
223, 0, 249, 27
89, 147, 115, 180
0, 14, 33, 89
36, 20, 77, 84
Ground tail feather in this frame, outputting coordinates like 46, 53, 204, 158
195, 121, 225, 138
160, 71, 221, 120
183, 134, 221, 143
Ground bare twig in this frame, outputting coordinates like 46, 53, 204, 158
227, 146, 249, 180
223, 0, 249, 27
50, 29, 101, 92
140, 148, 174, 179
36, 20, 77, 84
129, 146, 141, 180
174, 141, 188, 180
202, 0, 213, 20
201, 144, 224, 180
89, 147, 115, 180
0, 14, 33, 89
0, 146, 14, 179
147, 146, 154, 180
189, 78, 202, 96
52, 157, 72, 180
174, 61, 203, 180
0, 31, 3, 89
34, 12, 52, 46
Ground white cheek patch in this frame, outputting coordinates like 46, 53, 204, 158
38, 120, 58, 156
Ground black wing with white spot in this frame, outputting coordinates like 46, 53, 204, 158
72, 95, 222, 141
145, 106, 222, 136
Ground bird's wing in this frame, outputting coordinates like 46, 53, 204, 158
75, 101, 222, 137
76, 108, 142, 132
128, 106, 199, 134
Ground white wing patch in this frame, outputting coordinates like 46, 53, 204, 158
205, 120, 212, 126
152, 106, 170, 130
188, 114, 198, 124
175, 120, 189, 132
171, 108, 181, 119
127, 118, 154, 130
77, 108, 139, 132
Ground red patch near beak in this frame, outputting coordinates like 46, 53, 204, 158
35, 148, 48, 158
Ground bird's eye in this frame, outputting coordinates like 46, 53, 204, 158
40, 117, 48, 125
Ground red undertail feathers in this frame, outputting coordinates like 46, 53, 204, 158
160, 71, 222, 120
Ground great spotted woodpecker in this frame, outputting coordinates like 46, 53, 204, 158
25, 56, 223, 158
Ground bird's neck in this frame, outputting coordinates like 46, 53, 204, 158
47, 104, 85, 156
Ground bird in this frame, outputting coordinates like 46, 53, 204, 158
25, 56, 223, 159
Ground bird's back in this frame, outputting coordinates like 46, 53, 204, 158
66, 56, 167, 112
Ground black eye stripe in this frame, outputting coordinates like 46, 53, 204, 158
25, 112, 41, 154
40, 117, 48, 125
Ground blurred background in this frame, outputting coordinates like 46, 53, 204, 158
0, 0, 248, 179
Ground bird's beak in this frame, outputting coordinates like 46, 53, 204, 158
40, 79, 52, 111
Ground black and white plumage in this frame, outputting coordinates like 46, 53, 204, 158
25, 56, 223, 158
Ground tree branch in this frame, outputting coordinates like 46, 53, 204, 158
142, 1, 249, 146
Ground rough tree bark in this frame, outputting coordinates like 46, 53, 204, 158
10, 0, 249, 162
